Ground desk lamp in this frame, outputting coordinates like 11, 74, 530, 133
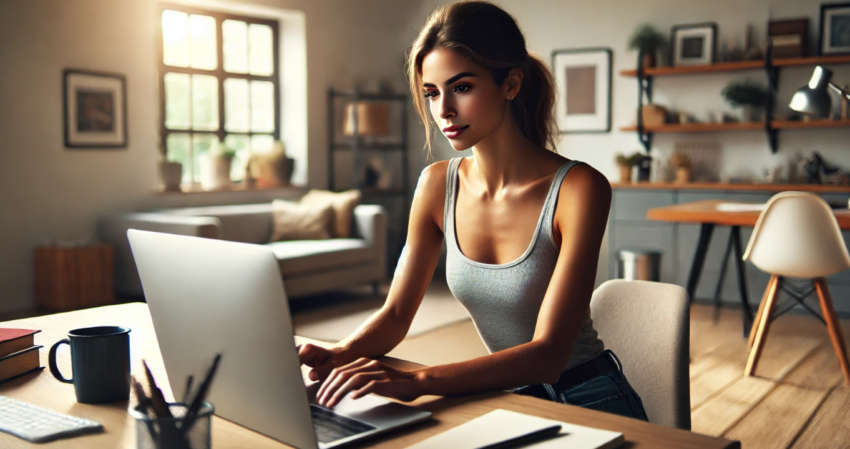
788, 65, 850, 119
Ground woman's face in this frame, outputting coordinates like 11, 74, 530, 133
421, 48, 509, 151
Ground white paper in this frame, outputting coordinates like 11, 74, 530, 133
406, 409, 623, 449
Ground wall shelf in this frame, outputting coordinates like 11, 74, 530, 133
624, 50, 850, 154
620, 120, 850, 134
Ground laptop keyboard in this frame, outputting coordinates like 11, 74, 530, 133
310, 405, 376, 443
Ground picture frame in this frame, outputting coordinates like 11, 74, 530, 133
671, 23, 717, 66
551, 48, 612, 134
819, 2, 850, 55
63, 69, 127, 148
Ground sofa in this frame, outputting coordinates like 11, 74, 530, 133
99, 203, 387, 298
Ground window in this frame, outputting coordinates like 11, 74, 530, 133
158, 4, 280, 185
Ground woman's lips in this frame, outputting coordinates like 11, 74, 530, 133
444, 125, 469, 139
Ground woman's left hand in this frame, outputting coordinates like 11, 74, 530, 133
316, 358, 425, 408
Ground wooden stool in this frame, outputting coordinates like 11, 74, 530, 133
34, 243, 114, 311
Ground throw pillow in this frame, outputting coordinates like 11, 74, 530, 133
299, 189, 361, 238
270, 199, 334, 242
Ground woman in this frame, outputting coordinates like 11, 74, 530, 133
299, 1, 647, 420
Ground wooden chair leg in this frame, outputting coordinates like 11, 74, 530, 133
749, 275, 777, 348
814, 278, 850, 385
745, 274, 781, 377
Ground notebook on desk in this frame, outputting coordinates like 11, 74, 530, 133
407, 409, 624, 449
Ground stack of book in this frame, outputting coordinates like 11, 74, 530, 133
0, 329, 43, 384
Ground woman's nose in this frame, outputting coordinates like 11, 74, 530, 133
438, 96, 456, 120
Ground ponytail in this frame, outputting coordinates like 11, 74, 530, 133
407, 1, 559, 158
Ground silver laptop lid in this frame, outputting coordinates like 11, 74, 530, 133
127, 229, 318, 449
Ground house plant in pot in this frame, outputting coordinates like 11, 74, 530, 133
615, 152, 643, 183
629, 24, 667, 68
201, 142, 236, 190
721, 80, 770, 122
157, 145, 183, 192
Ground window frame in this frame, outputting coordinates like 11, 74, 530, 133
157, 3, 281, 183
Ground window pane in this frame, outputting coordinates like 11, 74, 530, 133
224, 78, 249, 132
224, 134, 250, 181
249, 24, 274, 76
192, 134, 217, 183
251, 134, 274, 154
166, 133, 191, 183
162, 10, 189, 67
250, 80, 275, 132
192, 75, 218, 131
189, 14, 217, 70
164, 73, 190, 129
223, 20, 248, 74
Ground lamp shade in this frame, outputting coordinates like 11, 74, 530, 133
788, 66, 834, 119
343, 101, 390, 137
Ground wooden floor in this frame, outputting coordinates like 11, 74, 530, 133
386, 303, 850, 449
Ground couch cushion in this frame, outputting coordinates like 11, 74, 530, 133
161, 204, 273, 244
269, 239, 373, 276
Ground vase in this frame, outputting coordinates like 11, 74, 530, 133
740, 105, 762, 122
641, 52, 656, 69
618, 164, 633, 183
158, 162, 183, 192
200, 155, 233, 190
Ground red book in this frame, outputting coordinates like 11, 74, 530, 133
0, 329, 41, 358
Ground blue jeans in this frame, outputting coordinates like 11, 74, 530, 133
514, 350, 649, 421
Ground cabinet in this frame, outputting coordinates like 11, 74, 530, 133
621, 54, 850, 153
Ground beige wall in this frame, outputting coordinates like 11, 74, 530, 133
0, 0, 421, 312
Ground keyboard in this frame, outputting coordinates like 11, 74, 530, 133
310, 404, 375, 443
0, 396, 103, 443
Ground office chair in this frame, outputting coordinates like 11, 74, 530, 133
743, 191, 850, 384
590, 280, 691, 429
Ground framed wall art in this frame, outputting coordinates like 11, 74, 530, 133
551, 48, 612, 133
819, 2, 850, 55
63, 69, 127, 148
671, 23, 717, 66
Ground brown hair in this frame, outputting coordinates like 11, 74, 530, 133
407, 1, 558, 157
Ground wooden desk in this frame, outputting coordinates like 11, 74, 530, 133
648, 200, 850, 334
0, 303, 739, 448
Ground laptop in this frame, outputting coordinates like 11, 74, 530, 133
127, 229, 431, 449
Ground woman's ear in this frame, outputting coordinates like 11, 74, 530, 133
505, 68, 524, 99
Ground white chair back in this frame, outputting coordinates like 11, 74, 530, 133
590, 280, 690, 429
743, 191, 850, 278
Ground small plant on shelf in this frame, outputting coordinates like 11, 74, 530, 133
615, 151, 644, 183
721, 80, 770, 122
629, 24, 667, 68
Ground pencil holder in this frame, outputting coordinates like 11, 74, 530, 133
131, 402, 214, 449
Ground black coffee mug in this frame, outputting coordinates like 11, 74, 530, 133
48, 326, 131, 404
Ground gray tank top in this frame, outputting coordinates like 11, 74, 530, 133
444, 157, 605, 368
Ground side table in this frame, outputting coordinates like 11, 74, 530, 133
34, 243, 114, 311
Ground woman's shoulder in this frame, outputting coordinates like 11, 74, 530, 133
556, 161, 612, 218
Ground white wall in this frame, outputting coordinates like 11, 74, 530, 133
0, 0, 422, 313
402, 0, 850, 285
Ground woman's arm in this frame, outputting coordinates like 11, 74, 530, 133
299, 161, 448, 381
315, 164, 612, 407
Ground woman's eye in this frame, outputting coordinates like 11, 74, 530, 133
455, 85, 471, 93
423, 91, 437, 99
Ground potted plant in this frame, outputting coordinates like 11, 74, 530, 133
721, 80, 770, 122
157, 145, 183, 192
629, 24, 667, 68
615, 152, 644, 183
201, 142, 236, 190
248, 140, 295, 188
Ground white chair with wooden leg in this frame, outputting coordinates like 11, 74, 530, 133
742, 191, 850, 384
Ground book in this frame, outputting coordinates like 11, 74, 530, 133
0, 346, 44, 385
407, 409, 625, 449
0, 329, 40, 358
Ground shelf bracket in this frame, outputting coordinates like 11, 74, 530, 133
636, 52, 653, 153
764, 45, 780, 153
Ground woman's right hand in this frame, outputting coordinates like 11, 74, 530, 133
298, 343, 342, 382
